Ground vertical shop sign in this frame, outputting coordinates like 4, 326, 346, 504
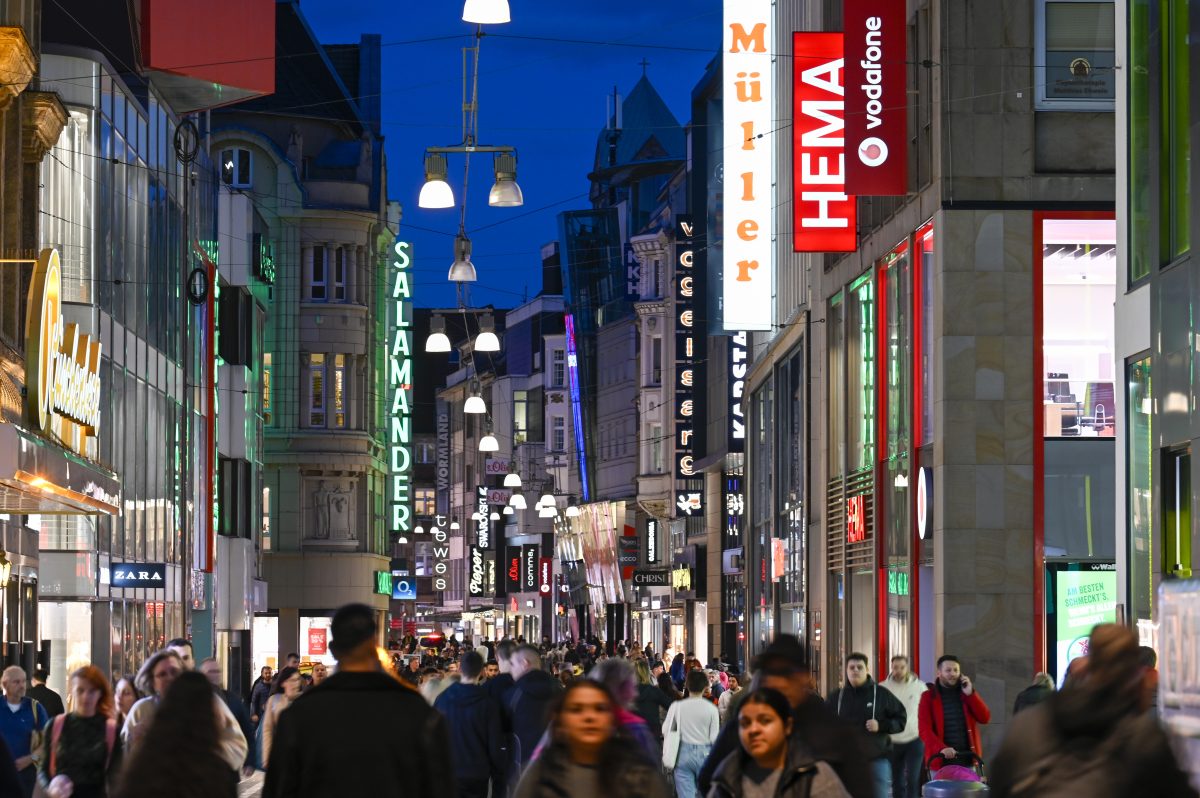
431, 515, 450, 591
675, 215, 700, 512
728, 331, 748, 451
843, 0, 907, 194
468, 546, 488, 597
388, 240, 414, 535
645, 518, 660, 565
846, 495, 867, 543
435, 399, 450, 515
522, 545, 539, 591
505, 547, 523, 593
793, 33, 857, 252
476, 485, 492, 549
624, 243, 641, 300
723, 2, 774, 331
538, 558, 553, 596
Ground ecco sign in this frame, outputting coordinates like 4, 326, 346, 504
111, 563, 166, 588
25, 248, 102, 451
793, 33, 857, 252
844, 0, 906, 194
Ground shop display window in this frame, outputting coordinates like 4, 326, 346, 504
1041, 217, 1117, 439
1127, 357, 1153, 621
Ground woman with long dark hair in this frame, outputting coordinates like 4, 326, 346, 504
707, 688, 850, 798
112, 671, 238, 798
514, 680, 669, 798
36, 666, 122, 798
260, 666, 301, 768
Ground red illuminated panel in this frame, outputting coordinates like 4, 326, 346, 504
142, 0, 275, 111
847, 495, 867, 543
793, 32, 857, 252
844, 0, 908, 195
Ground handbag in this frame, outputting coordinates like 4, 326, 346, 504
661, 705, 681, 769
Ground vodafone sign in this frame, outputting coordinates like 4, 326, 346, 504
844, 0, 907, 195
793, 33, 856, 252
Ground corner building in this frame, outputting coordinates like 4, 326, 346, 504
743, 0, 1116, 752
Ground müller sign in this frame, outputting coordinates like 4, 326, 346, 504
25, 248, 102, 451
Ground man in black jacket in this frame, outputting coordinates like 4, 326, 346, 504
435, 651, 505, 798
827, 652, 907, 798
698, 635, 875, 798
508, 644, 562, 766
264, 604, 453, 798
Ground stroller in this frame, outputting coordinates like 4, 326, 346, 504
922, 751, 988, 796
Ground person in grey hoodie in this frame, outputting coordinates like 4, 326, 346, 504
882, 656, 926, 798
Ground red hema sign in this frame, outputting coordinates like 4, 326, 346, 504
793, 33, 857, 252
844, 0, 907, 194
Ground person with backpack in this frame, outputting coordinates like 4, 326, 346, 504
0, 665, 51, 797
989, 624, 1198, 798
826, 653, 907, 798
36, 666, 122, 798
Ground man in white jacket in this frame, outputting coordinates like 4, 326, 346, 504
883, 655, 927, 798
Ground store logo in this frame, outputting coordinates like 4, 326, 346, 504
677, 492, 702, 515
858, 136, 888, 167
25, 248, 103, 449
672, 566, 692, 592
847, 495, 867, 543
468, 547, 486, 597
374, 571, 392, 595
111, 563, 166, 588
388, 240, 414, 535
844, 0, 906, 194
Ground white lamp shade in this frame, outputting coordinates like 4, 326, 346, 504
464, 395, 487, 414
479, 433, 500, 452
489, 512, 500, 521
475, 331, 501, 352
462, 0, 510, 24
450, 521, 461, 530
414, 525, 425, 534
565, 505, 581, 518
503, 505, 514, 515
539, 493, 556, 507
425, 332, 451, 353
418, 179, 454, 209
509, 493, 527, 510
488, 178, 524, 207
538, 505, 558, 519
448, 234, 478, 282
503, 471, 522, 488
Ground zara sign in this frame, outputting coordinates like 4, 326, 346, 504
111, 563, 166, 589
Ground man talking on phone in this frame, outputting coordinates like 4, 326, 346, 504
918, 655, 991, 777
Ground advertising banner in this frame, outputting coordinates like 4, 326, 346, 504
521, 545, 539, 592
307, 628, 327, 656
793, 32, 857, 252
468, 546, 489, 598
723, 1, 774, 330
675, 215, 698, 485
843, 0, 907, 194
504, 547, 522, 594
1053, 564, 1117, 685
391, 570, 416, 601
538, 557, 553, 596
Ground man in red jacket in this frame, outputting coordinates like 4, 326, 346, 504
918, 655, 991, 775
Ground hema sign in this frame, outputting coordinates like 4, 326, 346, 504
843, 0, 907, 194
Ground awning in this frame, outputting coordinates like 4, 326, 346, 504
0, 423, 120, 514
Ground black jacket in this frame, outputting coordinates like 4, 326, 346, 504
1012, 684, 1053, 716
990, 689, 1199, 798
826, 678, 907, 758
698, 693, 875, 798
28, 685, 65, 718
514, 740, 670, 798
263, 670, 452, 798
634, 683, 674, 739
509, 669, 563, 765
434, 682, 506, 788
482, 672, 516, 732
708, 740, 851, 798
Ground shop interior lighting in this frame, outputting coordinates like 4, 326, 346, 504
488, 152, 524, 207
464, 380, 487, 414
425, 315, 452, 353
475, 313, 501, 352
894, 473, 909, 488
448, 232, 478, 282
418, 154, 455, 209
462, 0, 511, 24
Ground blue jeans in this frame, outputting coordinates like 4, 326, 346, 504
871, 757, 892, 798
888, 740, 924, 798
674, 742, 710, 798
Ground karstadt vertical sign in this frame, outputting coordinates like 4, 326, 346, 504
723, 2, 774, 332
388, 241, 413, 535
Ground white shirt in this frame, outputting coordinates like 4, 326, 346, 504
663, 696, 720, 746
883, 674, 927, 744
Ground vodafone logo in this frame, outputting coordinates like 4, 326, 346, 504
858, 136, 888, 167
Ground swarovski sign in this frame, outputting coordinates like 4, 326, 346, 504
476, 486, 492, 549
723, 3, 774, 331
388, 241, 414, 535
844, 0, 907, 194
25, 248, 102, 454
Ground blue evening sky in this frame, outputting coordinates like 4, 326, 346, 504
301, 0, 721, 308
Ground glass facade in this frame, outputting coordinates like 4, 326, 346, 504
1127, 357, 1153, 622
881, 240, 912, 662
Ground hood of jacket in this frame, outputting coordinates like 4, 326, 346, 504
516, 668, 561, 700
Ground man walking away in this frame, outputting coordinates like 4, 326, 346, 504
0, 666, 50, 798
434, 652, 506, 798
882, 656, 926, 798
918, 655, 990, 778
508, 644, 562, 767
1012, 672, 1054, 716
26, 670, 64, 719
264, 603, 453, 798
827, 653, 907, 798
697, 635, 874, 798
662, 670, 720, 798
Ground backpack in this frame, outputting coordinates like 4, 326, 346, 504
48, 714, 118, 776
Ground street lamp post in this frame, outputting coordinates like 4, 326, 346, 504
0, 551, 12, 661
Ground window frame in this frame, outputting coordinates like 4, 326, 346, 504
308, 353, 326, 427
221, 147, 253, 188
310, 246, 327, 302
1034, 0, 1117, 111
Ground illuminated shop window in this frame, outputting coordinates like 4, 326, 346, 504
309, 354, 326, 426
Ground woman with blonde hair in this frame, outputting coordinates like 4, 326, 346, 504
37, 666, 122, 798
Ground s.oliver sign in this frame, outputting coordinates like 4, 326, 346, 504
844, 0, 906, 195
484, 457, 511, 476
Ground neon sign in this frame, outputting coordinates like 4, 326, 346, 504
388, 241, 413, 536
564, 314, 590, 501
847, 495, 867, 543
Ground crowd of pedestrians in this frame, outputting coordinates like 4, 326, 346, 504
0, 611, 1195, 798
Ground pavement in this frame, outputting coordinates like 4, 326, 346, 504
239, 771, 265, 797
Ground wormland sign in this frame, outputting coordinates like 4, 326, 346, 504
388, 240, 414, 535
25, 248, 102, 454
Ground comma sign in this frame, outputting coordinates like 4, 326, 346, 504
388, 241, 414, 535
